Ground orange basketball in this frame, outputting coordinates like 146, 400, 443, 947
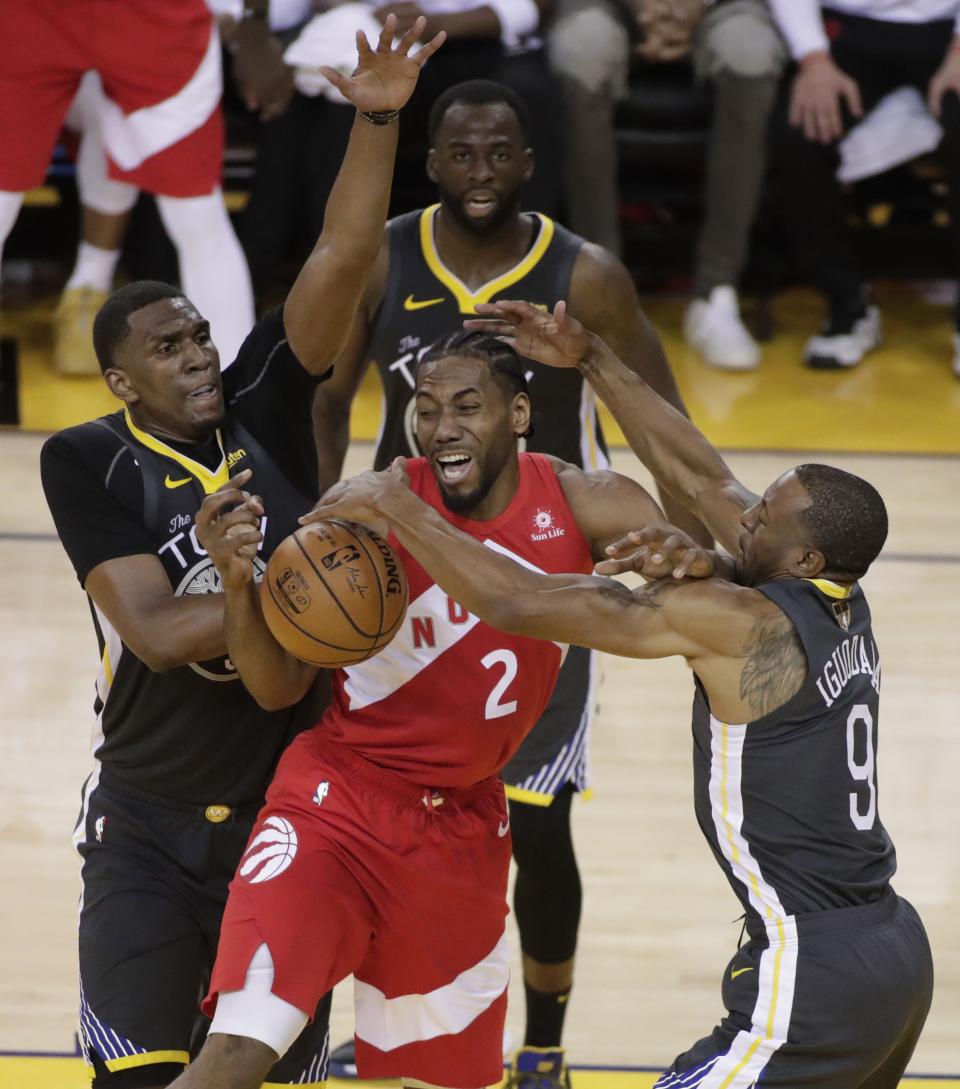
260, 520, 408, 667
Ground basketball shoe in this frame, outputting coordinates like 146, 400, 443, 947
504, 1047, 571, 1089
54, 286, 108, 375
804, 305, 882, 369
683, 286, 760, 371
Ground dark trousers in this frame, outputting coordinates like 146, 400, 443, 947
774, 11, 960, 321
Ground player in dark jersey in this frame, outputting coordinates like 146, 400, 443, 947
158, 331, 682, 1089
318, 298, 933, 1089
38, 21, 445, 1089
313, 78, 709, 1083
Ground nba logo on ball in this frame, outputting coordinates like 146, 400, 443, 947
239, 816, 299, 884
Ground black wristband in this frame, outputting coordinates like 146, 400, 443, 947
358, 108, 401, 126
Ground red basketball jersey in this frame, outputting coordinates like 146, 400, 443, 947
321, 454, 594, 787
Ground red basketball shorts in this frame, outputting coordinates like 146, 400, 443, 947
0, 0, 223, 196
204, 731, 513, 1089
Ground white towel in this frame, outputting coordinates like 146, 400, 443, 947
284, 4, 387, 104
838, 86, 943, 183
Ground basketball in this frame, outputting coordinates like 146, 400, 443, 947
260, 520, 408, 667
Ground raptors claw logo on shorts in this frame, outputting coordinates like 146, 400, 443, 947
239, 815, 299, 884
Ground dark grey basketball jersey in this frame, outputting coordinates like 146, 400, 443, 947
369, 205, 608, 470
691, 577, 896, 926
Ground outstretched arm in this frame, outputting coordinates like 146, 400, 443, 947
284, 16, 445, 374
467, 301, 757, 554
306, 468, 744, 659
306, 466, 805, 723
567, 245, 711, 547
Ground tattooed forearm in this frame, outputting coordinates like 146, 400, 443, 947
738, 614, 807, 717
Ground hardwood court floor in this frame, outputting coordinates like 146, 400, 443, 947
1, 431, 957, 1081
1, 280, 958, 1079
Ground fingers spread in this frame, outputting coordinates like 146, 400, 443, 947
414, 30, 446, 63
375, 16, 394, 50
396, 14, 425, 52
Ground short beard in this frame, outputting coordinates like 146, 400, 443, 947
437, 473, 497, 516
438, 184, 523, 236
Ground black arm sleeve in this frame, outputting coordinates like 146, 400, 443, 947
222, 309, 332, 500
40, 431, 154, 587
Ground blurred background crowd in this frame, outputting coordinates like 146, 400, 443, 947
5, 0, 960, 384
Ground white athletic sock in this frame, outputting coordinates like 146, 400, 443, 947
66, 241, 121, 293
0, 190, 25, 278
157, 189, 255, 367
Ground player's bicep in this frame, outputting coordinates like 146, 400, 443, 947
558, 464, 666, 560
85, 554, 224, 669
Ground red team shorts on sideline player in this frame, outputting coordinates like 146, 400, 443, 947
204, 731, 513, 1089
0, 0, 223, 196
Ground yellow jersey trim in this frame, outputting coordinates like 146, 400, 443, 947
104, 1050, 189, 1073
505, 785, 593, 806
419, 204, 555, 315
806, 577, 854, 600
101, 641, 114, 688
504, 785, 555, 807
123, 409, 228, 495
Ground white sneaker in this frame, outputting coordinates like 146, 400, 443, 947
804, 306, 882, 369
684, 286, 760, 371
953, 332, 960, 378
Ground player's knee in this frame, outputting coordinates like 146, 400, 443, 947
548, 2, 628, 95
700, 14, 786, 81
508, 791, 576, 873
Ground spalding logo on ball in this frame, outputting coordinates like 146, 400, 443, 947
261, 520, 408, 667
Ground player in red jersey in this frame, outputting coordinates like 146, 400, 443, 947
176, 329, 687, 1089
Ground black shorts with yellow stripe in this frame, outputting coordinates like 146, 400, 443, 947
500, 645, 596, 807
76, 773, 331, 1089
654, 891, 933, 1089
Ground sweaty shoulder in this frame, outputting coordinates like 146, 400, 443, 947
41, 416, 153, 586
569, 242, 635, 307
41, 415, 127, 484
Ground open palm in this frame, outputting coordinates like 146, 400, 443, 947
466, 300, 591, 369
320, 14, 445, 113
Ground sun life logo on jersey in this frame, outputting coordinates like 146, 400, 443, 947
531, 508, 566, 542
239, 816, 299, 884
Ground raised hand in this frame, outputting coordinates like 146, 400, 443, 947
595, 524, 719, 581
195, 470, 265, 590
319, 13, 445, 114
465, 300, 592, 369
